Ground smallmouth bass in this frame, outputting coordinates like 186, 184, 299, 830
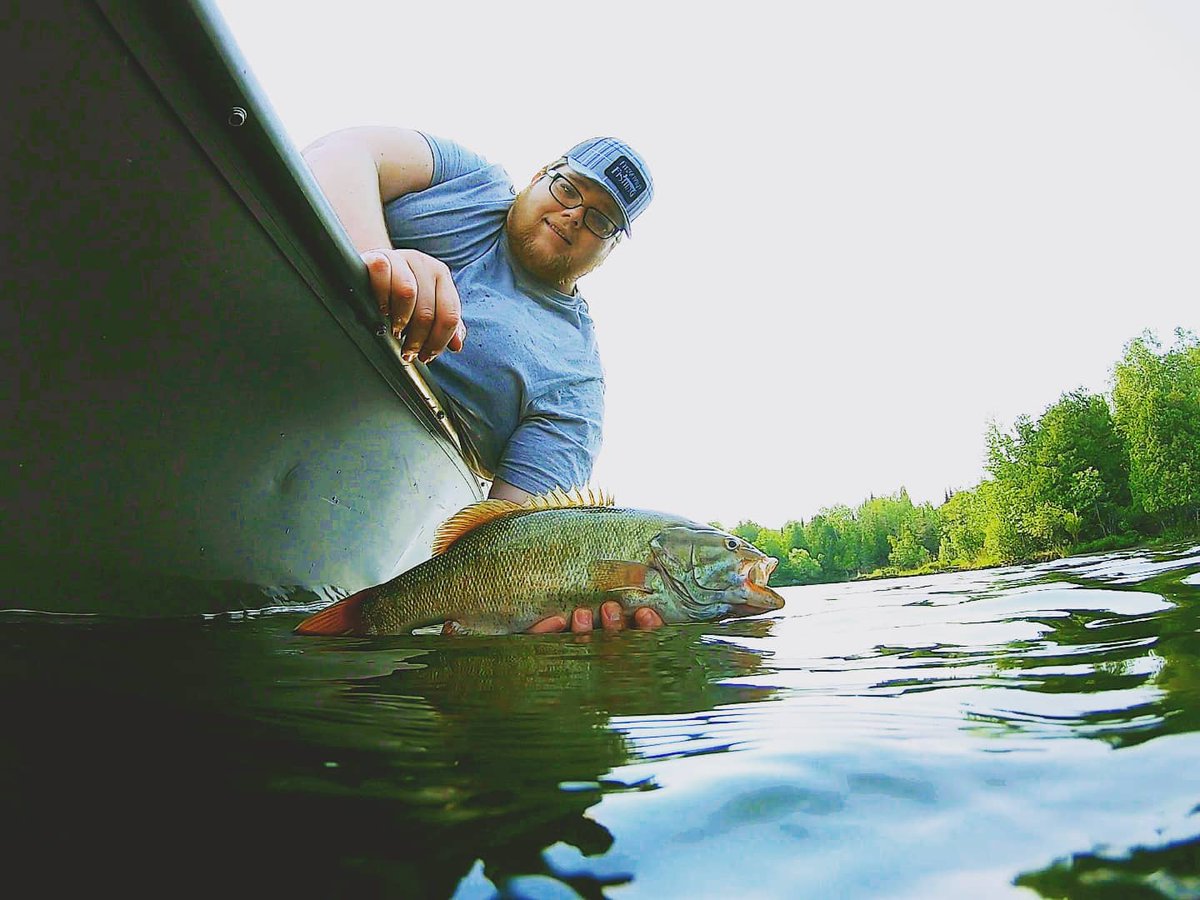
295, 488, 785, 636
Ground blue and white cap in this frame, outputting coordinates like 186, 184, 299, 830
563, 137, 654, 236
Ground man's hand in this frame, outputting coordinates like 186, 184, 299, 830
527, 601, 665, 634
364, 248, 466, 363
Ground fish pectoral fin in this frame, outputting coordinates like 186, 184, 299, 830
589, 560, 653, 595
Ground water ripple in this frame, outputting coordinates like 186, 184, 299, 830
3, 543, 1198, 897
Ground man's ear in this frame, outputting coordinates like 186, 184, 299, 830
529, 165, 550, 188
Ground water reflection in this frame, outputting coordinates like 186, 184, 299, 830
332, 627, 777, 894
0, 617, 776, 895
847, 548, 1200, 750
1016, 833, 1200, 899
3, 545, 1198, 896
972, 558, 1199, 748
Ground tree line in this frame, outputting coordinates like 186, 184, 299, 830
724, 330, 1200, 585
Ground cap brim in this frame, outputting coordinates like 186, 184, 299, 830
565, 156, 632, 237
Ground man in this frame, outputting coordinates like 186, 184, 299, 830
303, 127, 662, 634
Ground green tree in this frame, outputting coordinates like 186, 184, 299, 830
986, 418, 1074, 561
723, 328, 1197, 581
938, 483, 1001, 567
1032, 389, 1131, 538
856, 494, 899, 572
983, 383, 1135, 560
1112, 330, 1200, 528
785, 548, 823, 583
805, 506, 860, 581
910, 498, 943, 559
731, 520, 763, 543
781, 520, 809, 555
888, 522, 931, 570
752, 528, 790, 568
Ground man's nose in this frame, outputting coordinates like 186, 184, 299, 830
559, 206, 584, 229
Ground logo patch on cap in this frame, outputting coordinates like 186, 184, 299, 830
604, 156, 647, 206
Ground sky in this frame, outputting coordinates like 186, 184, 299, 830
215, 0, 1198, 528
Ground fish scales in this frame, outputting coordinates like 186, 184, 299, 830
362, 508, 679, 634
294, 496, 786, 636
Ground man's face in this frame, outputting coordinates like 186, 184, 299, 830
505, 163, 623, 292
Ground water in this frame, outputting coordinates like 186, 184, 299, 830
3, 545, 1199, 898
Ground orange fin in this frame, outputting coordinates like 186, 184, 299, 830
294, 590, 368, 635
589, 560, 652, 595
431, 486, 616, 556
431, 499, 523, 556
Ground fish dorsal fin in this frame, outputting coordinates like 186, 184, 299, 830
430, 499, 523, 556
430, 487, 615, 556
521, 485, 615, 511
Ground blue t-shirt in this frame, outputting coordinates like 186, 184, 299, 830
383, 134, 605, 495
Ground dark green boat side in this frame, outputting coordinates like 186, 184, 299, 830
1, 0, 484, 616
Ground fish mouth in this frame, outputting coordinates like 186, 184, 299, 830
738, 556, 785, 611
544, 219, 573, 245
743, 556, 777, 586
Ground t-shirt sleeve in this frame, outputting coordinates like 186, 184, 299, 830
421, 132, 490, 186
383, 134, 515, 271
494, 380, 605, 495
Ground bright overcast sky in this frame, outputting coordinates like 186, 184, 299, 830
216, 0, 1198, 528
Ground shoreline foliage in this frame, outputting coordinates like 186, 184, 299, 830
723, 329, 1200, 586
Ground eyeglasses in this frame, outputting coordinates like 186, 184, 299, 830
544, 170, 622, 240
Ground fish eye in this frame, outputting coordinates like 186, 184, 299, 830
724, 538, 738, 551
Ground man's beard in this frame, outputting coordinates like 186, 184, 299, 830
506, 221, 578, 291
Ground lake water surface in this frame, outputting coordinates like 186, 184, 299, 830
4, 545, 1198, 897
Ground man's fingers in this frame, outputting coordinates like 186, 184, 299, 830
571, 608, 594, 633
400, 262, 438, 362
364, 251, 393, 319
418, 265, 463, 362
449, 320, 467, 353
364, 250, 463, 362
389, 258, 419, 345
633, 607, 664, 630
529, 606, 650, 635
528, 615, 568, 634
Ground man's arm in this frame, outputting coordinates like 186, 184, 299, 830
303, 127, 435, 251
487, 477, 532, 504
303, 127, 464, 363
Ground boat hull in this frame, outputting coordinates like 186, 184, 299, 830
1, 0, 483, 615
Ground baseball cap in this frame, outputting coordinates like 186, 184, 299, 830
562, 137, 654, 236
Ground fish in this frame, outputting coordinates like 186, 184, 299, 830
294, 487, 785, 636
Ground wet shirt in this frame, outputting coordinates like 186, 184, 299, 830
382, 134, 604, 495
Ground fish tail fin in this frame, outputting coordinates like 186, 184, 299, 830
294, 588, 373, 635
